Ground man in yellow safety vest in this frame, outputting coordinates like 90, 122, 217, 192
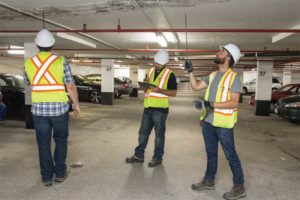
185, 44, 246, 200
23, 29, 80, 187
126, 49, 177, 167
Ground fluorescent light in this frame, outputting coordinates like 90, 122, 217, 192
162, 32, 177, 43
9, 45, 24, 49
57, 33, 97, 48
157, 35, 168, 47
174, 57, 179, 61
8, 50, 24, 55
272, 24, 300, 43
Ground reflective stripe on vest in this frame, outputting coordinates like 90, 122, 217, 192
201, 69, 238, 128
30, 54, 64, 92
144, 67, 171, 108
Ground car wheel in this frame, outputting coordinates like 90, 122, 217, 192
243, 87, 248, 95
89, 91, 101, 103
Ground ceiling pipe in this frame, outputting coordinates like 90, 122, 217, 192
1, 47, 297, 53
1, 28, 300, 33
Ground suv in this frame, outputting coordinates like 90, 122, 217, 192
243, 77, 282, 95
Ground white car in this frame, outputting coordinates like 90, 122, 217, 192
243, 77, 282, 95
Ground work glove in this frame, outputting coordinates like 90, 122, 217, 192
185, 59, 193, 73
193, 99, 214, 110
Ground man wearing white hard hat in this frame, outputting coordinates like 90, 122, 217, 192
185, 44, 246, 200
126, 49, 177, 167
23, 29, 80, 186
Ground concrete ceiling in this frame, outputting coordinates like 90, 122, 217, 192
0, 0, 300, 75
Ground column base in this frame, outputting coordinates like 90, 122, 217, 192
101, 92, 114, 105
255, 100, 271, 116
25, 105, 34, 129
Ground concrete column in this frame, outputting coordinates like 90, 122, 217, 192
129, 65, 139, 97
101, 59, 114, 105
24, 42, 38, 129
255, 59, 273, 116
282, 69, 292, 86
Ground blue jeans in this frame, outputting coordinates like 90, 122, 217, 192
202, 121, 244, 186
32, 112, 69, 181
134, 109, 168, 160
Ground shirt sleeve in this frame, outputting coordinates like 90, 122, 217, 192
23, 69, 30, 86
167, 72, 177, 90
230, 75, 242, 93
63, 59, 74, 84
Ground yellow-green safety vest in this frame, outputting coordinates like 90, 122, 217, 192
144, 67, 172, 108
24, 52, 68, 103
200, 68, 238, 128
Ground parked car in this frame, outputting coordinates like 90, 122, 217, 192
0, 73, 25, 117
84, 74, 133, 98
275, 95, 300, 123
73, 74, 101, 103
243, 77, 282, 95
249, 83, 300, 112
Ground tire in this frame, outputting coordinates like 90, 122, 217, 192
243, 87, 248, 95
89, 91, 101, 103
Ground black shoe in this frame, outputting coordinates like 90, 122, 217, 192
55, 171, 68, 183
191, 179, 215, 191
42, 179, 53, 187
223, 185, 246, 200
125, 156, 144, 163
148, 159, 162, 167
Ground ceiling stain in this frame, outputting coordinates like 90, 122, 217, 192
0, 0, 231, 20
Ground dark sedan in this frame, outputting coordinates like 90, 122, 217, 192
73, 74, 101, 103
275, 95, 300, 123
0, 73, 25, 117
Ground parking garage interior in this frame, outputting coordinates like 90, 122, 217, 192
0, 0, 300, 200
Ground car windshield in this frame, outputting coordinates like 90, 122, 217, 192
4, 75, 25, 89
276, 85, 295, 92
75, 75, 93, 84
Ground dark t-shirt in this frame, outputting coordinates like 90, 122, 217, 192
146, 68, 177, 113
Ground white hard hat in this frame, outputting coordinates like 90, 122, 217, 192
35, 29, 55, 47
222, 44, 241, 64
154, 49, 169, 65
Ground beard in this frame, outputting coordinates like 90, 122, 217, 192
214, 57, 225, 64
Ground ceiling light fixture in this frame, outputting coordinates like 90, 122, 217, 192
57, 33, 97, 48
272, 24, 300, 43
157, 34, 168, 47
7, 49, 24, 55
162, 32, 177, 43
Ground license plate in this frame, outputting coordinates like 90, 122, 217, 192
274, 107, 278, 114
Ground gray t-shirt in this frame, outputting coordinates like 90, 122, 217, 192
201, 71, 242, 124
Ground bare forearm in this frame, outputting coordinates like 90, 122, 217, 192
213, 100, 239, 109
189, 72, 207, 91
161, 89, 177, 97
66, 83, 79, 106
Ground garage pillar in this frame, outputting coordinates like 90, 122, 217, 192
24, 42, 39, 129
129, 65, 139, 97
282, 69, 292, 86
101, 59, 114, 105
255, 59, 273, 116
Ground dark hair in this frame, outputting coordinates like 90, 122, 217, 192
229, 54, 235, 66
37, 46, 53, 52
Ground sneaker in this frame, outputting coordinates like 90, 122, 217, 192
148, 159, 162, 167
55, 171, 68, 183
125, 156, 144, 163
223, 185, 246, 200
42, 179, 53, 187
191, 179, 215, 191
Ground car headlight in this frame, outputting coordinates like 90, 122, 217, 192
284, 102, 300, 108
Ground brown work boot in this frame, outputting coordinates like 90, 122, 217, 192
191, 179, 215, 191
148, 159, 162, 167
223, 185, 246, 200
125, 156, 144, 163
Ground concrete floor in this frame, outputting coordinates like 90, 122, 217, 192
0, 94, 299, 200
